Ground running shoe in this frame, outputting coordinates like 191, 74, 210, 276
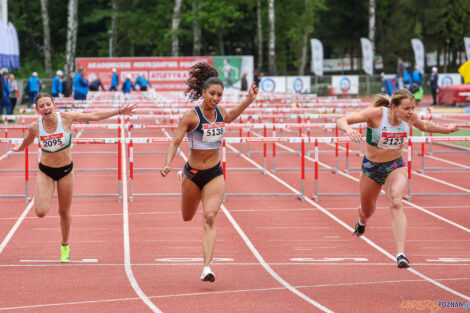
177, 170, 183, 181
61, 244, 70, 263
397, 255, 410, 268
200, 266, 215, 282
353, 221, 366, 237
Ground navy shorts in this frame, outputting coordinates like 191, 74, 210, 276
183, 162, 223, 189
361, 156, 406, 185
39, 162, 73, 181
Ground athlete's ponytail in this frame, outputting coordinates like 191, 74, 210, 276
184, 62, 223, 102
372, 88, 415, 108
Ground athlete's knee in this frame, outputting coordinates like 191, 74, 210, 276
203, 212, 217, 227
34, 206, 47, 218
388, 193, 402, 211
58, 208, 71, 219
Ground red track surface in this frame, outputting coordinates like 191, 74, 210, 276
0, 110, 469, 312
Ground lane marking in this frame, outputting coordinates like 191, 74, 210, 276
20, 259, 98, 263
291, 258, 369, 262
227, 142, 470, 301
426, 154, 470, 169
121, 119, 163, 313
0, 277, 468, 311
274, 139, 470, 233
161, 128, 333, 312
155, 257, 234, 262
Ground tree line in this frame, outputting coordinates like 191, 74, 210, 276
7, 0, 470, 79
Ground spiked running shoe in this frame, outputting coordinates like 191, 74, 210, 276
353, 222, 366, 237
397, 255, 410, 268
200, 262, 215, 282
61, 244, 70, 263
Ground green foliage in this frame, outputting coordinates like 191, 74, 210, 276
6, 0, 469, 78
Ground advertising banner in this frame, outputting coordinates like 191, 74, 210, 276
465, 37, 470, 61
411, 38, 425, 73
360, 38, 373, 75
260, 76, 311, 93
213, 56, 254, 91
310, 39, 323, 76
331, 75, 359, 95
438, 73, 462, 87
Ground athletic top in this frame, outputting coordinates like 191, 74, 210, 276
366, 106, 409, 150
187, 106, 225, 150
39, 112, 72, 153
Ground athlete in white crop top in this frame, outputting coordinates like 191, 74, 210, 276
337, 89, 458, 268
11, 93, 136, 263
161, 62, 258, 282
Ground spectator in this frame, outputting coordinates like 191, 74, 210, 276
89, 78, 106, 91
51, 70, 63, 98
62, 72, 74, 98
134, 76, 151, 91
409, 81, 423, 104
73, 67, 89, 100
403, 68, 411, 88
8, 74, 19, 113
1, 71, 11, 115
240, 72, 248, 91
26, 72, 42, 108
428, 67, 439, 105
411, 66, 422, 87
396, 58, 404, 89
110, 68, 119, 91
121, 75, 134, 94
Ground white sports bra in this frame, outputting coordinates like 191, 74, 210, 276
39, 112, 72, 153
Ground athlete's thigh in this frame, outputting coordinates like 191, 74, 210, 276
56, 172, 74, 212
34, 171, 55, 213
201, 176, 225, 216
181, 175, 201, 219
383, 167, 407, 200
359, 172, 382, 208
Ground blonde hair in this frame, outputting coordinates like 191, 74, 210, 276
372, 88, 415, 107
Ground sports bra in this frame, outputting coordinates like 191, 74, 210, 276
186, 106, 225, 150
39, 112, 72, 153
366, 107, 409, 150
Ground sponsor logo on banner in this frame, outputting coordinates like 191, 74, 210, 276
339, 77, 351, 92
261, 78, 276, 92
293, 78, 304, 93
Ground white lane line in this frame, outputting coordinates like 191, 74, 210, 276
275, 139, 470, 233
227, 142, 470, 301
121, 119, 163, 313
412, 171, 470, 192
2, 276, 467, 311
0, 200, 34, 254
426, 154, 470, 169
160, 129, 333, 312
19, 259, 98, 263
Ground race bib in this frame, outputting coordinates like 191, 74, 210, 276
40, 133, 66, 150
202, 122, 225, 142
377, 132, 407, 150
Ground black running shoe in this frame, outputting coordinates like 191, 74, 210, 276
397, 255, 410, 268
353, 222, 366, 237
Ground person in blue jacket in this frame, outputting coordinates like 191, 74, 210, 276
73, 67, 89, 101
121, 75, 135, 94
134, 76, 151, 91
1, 71, 11, 115
411, 66, 422, 87
27, 72, 42, 108
110, 68, 119, 91
51, 70, 63, 98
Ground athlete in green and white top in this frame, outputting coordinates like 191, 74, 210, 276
11, 93, 136, 263
337, 88, 458, 268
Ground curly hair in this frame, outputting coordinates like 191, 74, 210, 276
184, 62, 223, 102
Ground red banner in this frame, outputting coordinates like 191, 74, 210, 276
75, 57, 213, 91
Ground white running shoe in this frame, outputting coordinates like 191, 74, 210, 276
200, 266, 215, 282
177, 170, 183, 181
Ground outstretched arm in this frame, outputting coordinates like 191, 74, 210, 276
412, 116, 459, 134
337, 107, 380, 143
10, 123, 37, 152
69, 103, 137, 123
160, 111, 194, 177
221, 83, 258, 123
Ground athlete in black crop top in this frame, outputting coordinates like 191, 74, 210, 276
161, 63, 258, 282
